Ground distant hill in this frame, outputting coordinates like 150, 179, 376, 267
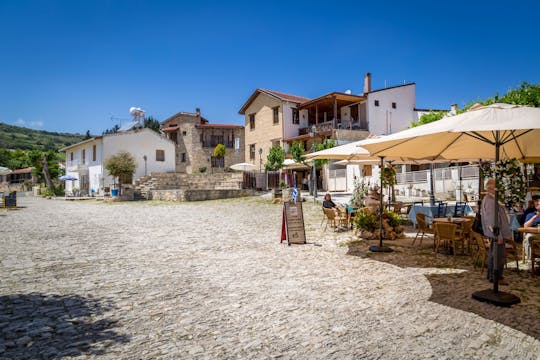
0, 122, 86, 152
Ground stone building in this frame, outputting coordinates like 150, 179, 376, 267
161, 109, 245, 173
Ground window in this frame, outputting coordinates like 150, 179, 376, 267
182, 131, 187, 136
181, 153, 186, 162
292, 108, 299, 124
363, 165, 372, 176
273, 106, 279, 124
82, 149, 86, 164
249, 114, 255, 130
156, 149, 165, 161
70, 152, 73, 161
92, 145, 96, 162
392, 102, 396, 109
249, 144, 256, 160
374, 100, 379, 107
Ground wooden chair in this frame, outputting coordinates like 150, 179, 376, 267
453, 201, 467, 217
322, 207, 347, 232
412, 213, 435, 247
348, 209, 359, 230
531, 240, 540, 276
435, 222, 464, 263
504, 238, 520, 271
436, 202, 448, 218
457, 219, 473, 254
471, 230, 489, 272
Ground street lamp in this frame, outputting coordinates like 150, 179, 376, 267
309, 124, 318, 200
258, 148, 263, 172
143, 155, 147, 176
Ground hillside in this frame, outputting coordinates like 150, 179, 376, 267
0, 122, 86, 151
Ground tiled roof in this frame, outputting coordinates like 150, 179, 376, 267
259, 89, 311, 104
197, 124, 243, 128
239, 88, 310, 114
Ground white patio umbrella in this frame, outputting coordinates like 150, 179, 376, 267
360, 103, 540, 306
229, 162, 257, 171
0, 166, 12, 176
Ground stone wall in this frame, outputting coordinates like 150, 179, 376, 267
150, 189, 252, 202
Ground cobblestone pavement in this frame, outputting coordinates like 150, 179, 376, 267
1, 197, 539, 359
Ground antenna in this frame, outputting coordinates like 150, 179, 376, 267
110, 116, 129, 128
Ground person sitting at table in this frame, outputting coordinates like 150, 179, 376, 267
323, 193, 338, 210
524, 199, 536, 218
523, 199, 540, 262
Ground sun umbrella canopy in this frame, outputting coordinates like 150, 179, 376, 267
229, 162, 257, 171
59, 174, 78, 181
359, 103, 540, 162
0, 166, 12, 176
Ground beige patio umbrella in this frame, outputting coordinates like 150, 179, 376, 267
360, 103, 540, 306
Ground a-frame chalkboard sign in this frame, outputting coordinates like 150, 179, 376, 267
280, 201, 306, 245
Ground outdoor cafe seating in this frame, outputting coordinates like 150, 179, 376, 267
434, 222, 465, 264
322, 207, 347, 232
409, 202, 474, 226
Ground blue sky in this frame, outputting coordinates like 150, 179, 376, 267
1, 0, 539, 134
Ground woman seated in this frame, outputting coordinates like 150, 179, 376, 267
323, 193, 338, 210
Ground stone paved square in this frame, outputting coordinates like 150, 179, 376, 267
1, 197, 539, 359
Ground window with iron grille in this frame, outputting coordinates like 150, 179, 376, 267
249, 144, 256, 160
156, 149, 165, 162
249, 114, 255, 130
374, 100, 379, 107
211, 156, 224, 168
273, 106, 279, 124
292, 108, 299, 124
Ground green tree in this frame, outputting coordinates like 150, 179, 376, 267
265, 145, 285, 171
411, 111, 446, 127
104, 151, 136, 194
143, 116, 161, 133
314, 139, 335, 168
290, 141, 305, 164
213, 143, 226, 158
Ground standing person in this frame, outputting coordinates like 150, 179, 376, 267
307, 173, 311, 195
302, 176, 308, 191
481, 178, 512, 285
523, 199, 540, 264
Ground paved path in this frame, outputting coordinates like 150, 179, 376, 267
0, 197, 538, 359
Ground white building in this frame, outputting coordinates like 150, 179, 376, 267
61, 128, 175, 195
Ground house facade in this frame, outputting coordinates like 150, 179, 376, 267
62, 128, 175, 195
238, 89, 310, 170
161, 109, 245, 173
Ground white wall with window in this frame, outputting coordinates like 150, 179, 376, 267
366, 84, 417, 136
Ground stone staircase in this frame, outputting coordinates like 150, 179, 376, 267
134, 173, 247, 201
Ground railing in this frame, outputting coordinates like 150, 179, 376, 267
396, 170, 429, 184
396, 164, 479, 185
298, 121, 335, 135
67, 162, 88, 172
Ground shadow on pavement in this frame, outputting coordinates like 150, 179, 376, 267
346, 239, 540, 340
0, 293, 129, 359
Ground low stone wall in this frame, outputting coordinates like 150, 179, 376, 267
150, 189, 253, 202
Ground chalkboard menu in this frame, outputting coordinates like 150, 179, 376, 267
281, 201, 306, 245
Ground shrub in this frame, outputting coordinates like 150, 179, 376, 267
193, 166, 207, 174
354, 209, 378, 232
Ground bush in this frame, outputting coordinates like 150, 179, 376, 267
193, 167, 207, 174
354, 209, 378, 232
384, 210, 403, 228
41, 187, 64, 197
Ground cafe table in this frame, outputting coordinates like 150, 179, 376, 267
517, 227, 540, 275
409, 204, 474, 226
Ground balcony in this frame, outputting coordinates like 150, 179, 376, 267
299, 121, 334, 136
67, 161, 88, 173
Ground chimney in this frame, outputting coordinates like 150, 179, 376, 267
363, 72, 372, 94
450, 104, 458, 114
196, 107, 201, 123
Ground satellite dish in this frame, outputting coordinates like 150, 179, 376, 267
345, 89, 352, 94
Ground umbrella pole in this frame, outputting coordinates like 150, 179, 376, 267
472, 135, 520, 307
429, 163, 435, 205
369, 156, 392, 253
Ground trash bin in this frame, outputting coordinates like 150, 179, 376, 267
111, 189, 119, 197
33, 186, 41, 196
